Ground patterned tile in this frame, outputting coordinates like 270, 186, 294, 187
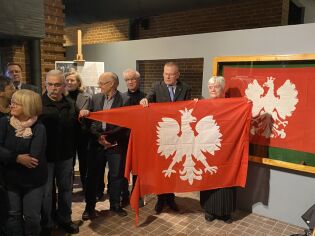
51, 176, 306, 235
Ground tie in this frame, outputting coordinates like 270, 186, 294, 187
168, 86, 175, 102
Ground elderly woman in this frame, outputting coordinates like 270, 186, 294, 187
65, 69, 91, 191
0, 89, 47, 236
200, 76, 236, 223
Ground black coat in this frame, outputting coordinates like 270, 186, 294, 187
122, 89, 146, 106
40, 93, 76, 162
0, 117, 47, 189
146, 80, 191, 103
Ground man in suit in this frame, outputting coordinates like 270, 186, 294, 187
5, 63, 39, 93
81, 72, 128, 220
140, 62, 191, 214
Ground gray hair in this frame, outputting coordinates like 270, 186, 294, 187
122, 68, 140, 80
208, 76, 225, 89
46, 69, 65, 83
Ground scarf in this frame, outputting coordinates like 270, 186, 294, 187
10, 116, 37, 138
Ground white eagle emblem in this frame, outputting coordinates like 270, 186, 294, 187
156, 108, 222, 185
245, 76, 298, 139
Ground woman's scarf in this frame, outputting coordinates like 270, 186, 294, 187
10, 116, 37, 138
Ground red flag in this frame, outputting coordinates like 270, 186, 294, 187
224, 67, 315, 154
88, 98, 252, 222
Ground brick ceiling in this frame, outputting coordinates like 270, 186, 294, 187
64, 0, 226, 26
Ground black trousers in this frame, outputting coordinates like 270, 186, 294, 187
85, 145, 124, 212
157, 193, 175, 202
73, 128, 89, 188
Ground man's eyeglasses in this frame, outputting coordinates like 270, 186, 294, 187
98, 81, 111, 86
163, 73, 178, 78
124, 78, 137, 82
46, 82, 63, 88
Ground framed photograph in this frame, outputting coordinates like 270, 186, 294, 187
55, 61, 77, 74
55, 61, 105, 95
212, 54, 315, 174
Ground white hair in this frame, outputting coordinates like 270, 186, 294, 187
122, 68, 140, 80
46, 69, 65, 83
208, 76, 225, 89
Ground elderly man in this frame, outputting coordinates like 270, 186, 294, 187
118, 69, 146, 206
5, 63, 39, 92
40, 70, 79, 235
140, 62, 191, 214
82, 72, 128, 220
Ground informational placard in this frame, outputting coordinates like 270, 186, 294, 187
55, 61, 104, 94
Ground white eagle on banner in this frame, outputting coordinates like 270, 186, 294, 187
156, 108, 222, 185
245, 76, 298, 139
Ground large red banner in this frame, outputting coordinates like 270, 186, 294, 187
224, 67, 315, 154
88, 98, 252, 221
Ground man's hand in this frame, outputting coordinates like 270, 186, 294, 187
79, 109, 90, 118
16, 154, 38, 168
140, 98, 149, 107
98, 135, 113, 149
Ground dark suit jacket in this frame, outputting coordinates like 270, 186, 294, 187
89, 91, 127, 152
146, 80, 191, 103
21, 83, 40, 93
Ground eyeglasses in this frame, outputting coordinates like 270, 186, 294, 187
10, 101, 22, 107
208, 85, 222, 90
163, 73, 178, 78
124, 78, 137, 82
46, 82, 63, 88
98, 81, 111, 86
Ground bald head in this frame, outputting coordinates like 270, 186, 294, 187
98, 72, 119, 95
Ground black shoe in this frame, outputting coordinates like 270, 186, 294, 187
205, 212, 215, 222
82, 209, 98, 221
110, 206, 128, 217
40, 227, 52, 236
121, 196, 130, 208
167, 200, 179, 212
96, 192, 105, 201
155, 200, 164, 214
58, 221, 79, 234
220, 215, 233, 224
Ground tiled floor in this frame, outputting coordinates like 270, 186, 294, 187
52, 176, 306, 236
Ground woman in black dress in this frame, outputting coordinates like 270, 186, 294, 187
200, 76, 236, 223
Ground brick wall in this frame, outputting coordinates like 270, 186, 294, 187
0, 41, 30, 83
64, 0, 289, 44
0, 0, 65, 89
138, 0, 289, 39
138, 58, 204, 99
41, 0, 66, 87
64, 19, 129, 46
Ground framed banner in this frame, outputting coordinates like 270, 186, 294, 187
212, 54, 315, 174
